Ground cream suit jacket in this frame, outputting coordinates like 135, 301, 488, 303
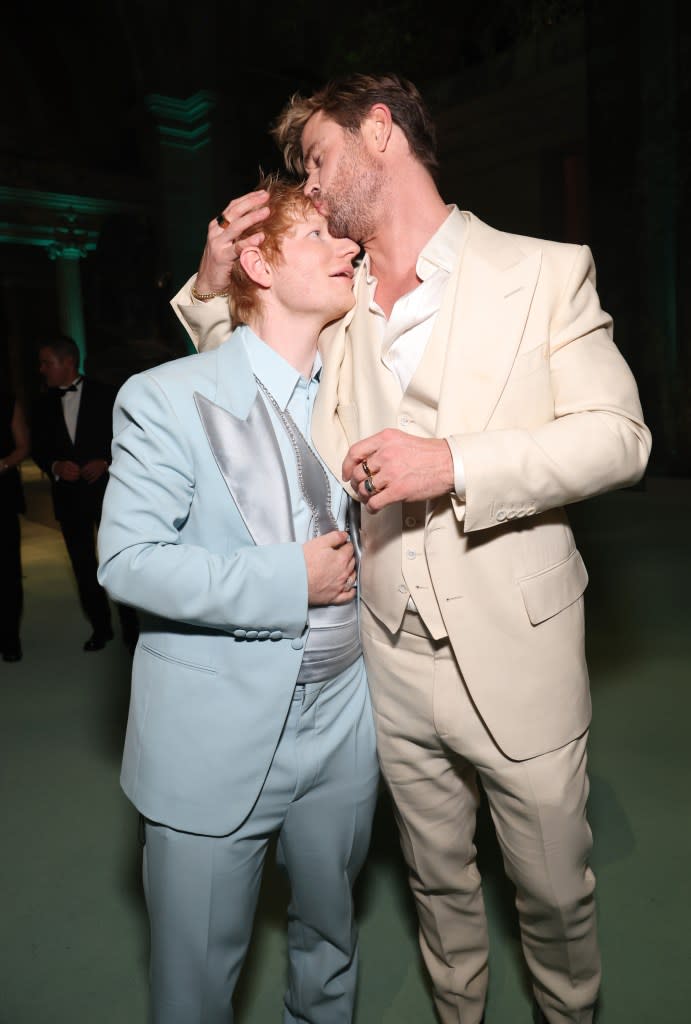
171, 211, 652, 761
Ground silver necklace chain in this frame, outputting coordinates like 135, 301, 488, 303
254, 376, 336, 538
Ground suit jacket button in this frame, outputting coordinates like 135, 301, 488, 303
257, 630, 270, 640
246, 630, 259, 640
233, 629, 247, 639
291, 637, 304, 650
269, 630, 283, 641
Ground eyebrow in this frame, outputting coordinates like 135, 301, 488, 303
303, 136, 324, 166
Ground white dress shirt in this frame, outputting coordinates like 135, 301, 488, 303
363, 204, 466, 496
60, 376, 83, 444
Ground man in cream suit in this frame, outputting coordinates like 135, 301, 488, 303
98, 175, 379, 1024
171, 75, 651, 1024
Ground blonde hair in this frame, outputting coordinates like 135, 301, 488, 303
271, 72, 439, 179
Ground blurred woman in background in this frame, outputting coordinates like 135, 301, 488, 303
0, 387, 30, 662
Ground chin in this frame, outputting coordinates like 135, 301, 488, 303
322, 300, 353, 327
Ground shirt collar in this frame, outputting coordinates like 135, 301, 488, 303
416, 205, 465, 279
363, 204, 466, 285
238, 325, 321, 411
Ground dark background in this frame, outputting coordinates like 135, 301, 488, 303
1, 0, 689, 475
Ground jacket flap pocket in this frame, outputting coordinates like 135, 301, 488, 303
518, 548, 588, 625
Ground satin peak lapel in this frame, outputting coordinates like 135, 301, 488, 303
194, 391, 294, 546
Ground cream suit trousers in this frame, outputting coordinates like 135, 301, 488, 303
360, 604, 600, 1024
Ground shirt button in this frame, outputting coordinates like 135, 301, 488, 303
404, 516, 417, 528
496, 510, 507, 522
398, 584, 408, 594
407, 549, 416, 559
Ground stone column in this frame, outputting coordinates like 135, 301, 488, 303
50, 246, 87, 373
145, 91, 218, 352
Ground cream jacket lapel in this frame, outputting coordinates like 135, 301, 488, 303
436, 212, 542, 439
311, 278, 361, 481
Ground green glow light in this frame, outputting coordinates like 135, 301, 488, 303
0, 221, 98, 252
145, 91, 216, 151
0, 187, 144, 216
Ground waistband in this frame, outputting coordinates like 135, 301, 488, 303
400, 608, 449, 644
296, 601, 361, 684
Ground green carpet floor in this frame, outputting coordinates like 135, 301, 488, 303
1, 471, 689, 1023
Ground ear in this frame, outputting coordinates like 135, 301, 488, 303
239, 245, 272, 287
364, 103, 393, 153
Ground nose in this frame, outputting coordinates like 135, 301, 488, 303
303, 171, 319, 198
340, 237, 359, 261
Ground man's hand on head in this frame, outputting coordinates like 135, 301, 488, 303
343, 429, 455, 512
194, 191, 271, 296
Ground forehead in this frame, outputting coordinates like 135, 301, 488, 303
302, 112, 342, 161
285, 207, 328, 233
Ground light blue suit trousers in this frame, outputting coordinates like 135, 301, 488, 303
142, 656, 379, 1024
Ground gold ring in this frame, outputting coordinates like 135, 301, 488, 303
217, 214, 229, 229
362, 459, 371, 477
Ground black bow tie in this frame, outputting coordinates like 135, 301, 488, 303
58, 378, 82, 396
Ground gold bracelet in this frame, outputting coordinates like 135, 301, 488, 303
190, 284, 230, 302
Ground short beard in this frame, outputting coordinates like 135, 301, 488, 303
322, 137, 383, 243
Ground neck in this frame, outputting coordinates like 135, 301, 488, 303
247, 311, 321, 379
364, 167, 449, 283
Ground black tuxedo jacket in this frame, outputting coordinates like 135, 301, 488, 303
32, 377, 116, 522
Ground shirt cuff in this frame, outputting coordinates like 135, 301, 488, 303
445, 435, 466, 498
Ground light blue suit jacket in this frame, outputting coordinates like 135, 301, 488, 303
98, 335, 321, 836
